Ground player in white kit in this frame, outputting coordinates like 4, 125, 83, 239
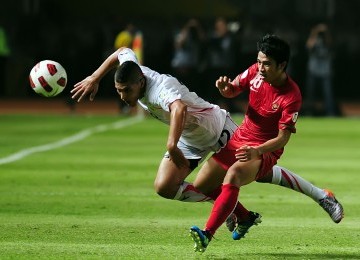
72, 47, 237, 203
71, 47, 343, 227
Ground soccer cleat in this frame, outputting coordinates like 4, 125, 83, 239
189, 226, 211, 253
225, 213, 237, 232
232, 211, 262, 240
319, 189, 344, 223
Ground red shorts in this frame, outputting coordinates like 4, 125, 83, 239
212, 140, 281, 180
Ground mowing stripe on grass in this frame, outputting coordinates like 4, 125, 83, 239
0, 115, 144, 165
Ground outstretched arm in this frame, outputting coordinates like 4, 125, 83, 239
215, 76, 242, 98
71, 47, 126, 102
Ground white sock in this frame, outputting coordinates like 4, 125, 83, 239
272, 165, 326, 202
173, 181, 212, 202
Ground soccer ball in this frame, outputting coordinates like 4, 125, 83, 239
29, 60, 67, 97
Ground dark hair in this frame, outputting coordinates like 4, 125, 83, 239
114, 61, 142, 83
257, 34, 290, 69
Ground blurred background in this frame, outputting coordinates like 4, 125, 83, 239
0, 0, 359, 116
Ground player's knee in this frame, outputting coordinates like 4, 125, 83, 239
153, 179, 175, 199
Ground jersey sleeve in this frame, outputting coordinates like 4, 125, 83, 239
231, 64, 258, 91
279, 96, 302, 133
118, 48, 139, 65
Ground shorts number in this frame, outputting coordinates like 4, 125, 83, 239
217, 129, 230, 148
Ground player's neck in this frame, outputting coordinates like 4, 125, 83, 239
270, 72, 287, 88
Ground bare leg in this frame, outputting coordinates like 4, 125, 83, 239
155, 157, 212, 202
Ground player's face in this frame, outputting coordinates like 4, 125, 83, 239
115, 77, 145, 107
257, 51, 286, 85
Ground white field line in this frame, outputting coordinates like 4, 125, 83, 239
0, 115, 144, 165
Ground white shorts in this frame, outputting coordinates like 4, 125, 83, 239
164, 113, 238, 167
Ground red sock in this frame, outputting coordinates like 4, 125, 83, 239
207, 186, 249, 221
205, 184, 239, 236
232, 202, 250, 222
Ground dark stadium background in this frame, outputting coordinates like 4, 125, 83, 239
0, 0, 359, 115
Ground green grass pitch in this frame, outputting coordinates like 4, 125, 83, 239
0, 114, 359, 259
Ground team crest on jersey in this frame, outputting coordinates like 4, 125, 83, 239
272, 103, 279, 110
292, 112, 299, 122
159, 91, 166, 100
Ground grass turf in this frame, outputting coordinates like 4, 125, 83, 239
0, 114, 359, 259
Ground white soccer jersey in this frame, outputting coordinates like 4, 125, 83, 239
118, 48, 227, 150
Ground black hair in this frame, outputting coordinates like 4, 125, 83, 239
257, 34, 290, 69
114, 60, 142, 83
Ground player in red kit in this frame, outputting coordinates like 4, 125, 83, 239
189, 34, 343, 253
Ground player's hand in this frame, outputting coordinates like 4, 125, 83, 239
71, 76, 99, 102
215, 76, 231, 92
168, 147, 190, 169
215, 76, 232, 95
235, 145, 261, 162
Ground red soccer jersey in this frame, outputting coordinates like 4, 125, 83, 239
231, 63, 302, 155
